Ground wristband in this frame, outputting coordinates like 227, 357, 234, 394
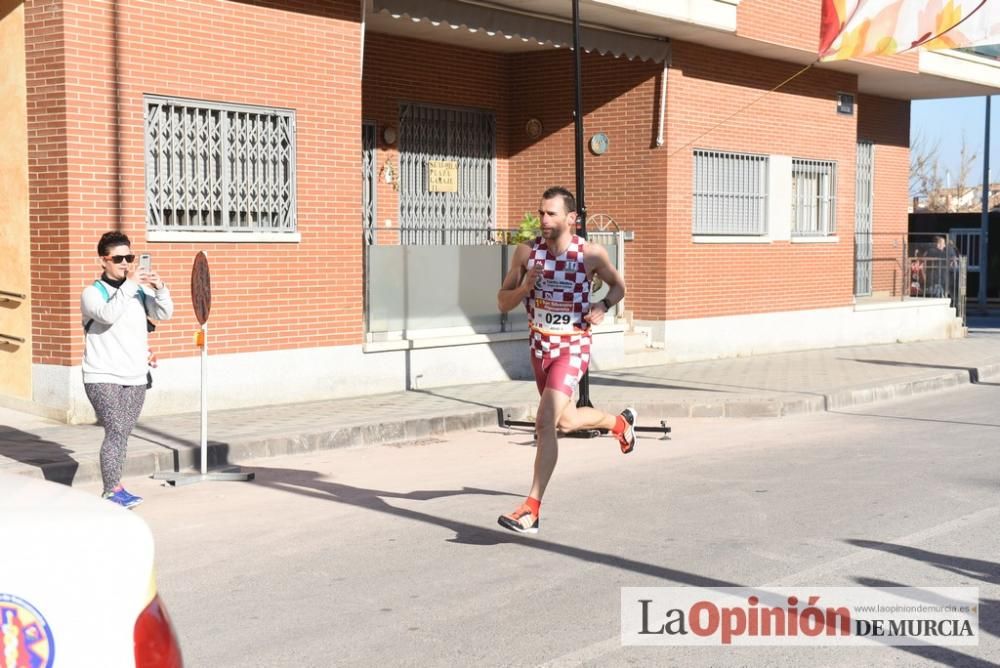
601, 297, 612, 310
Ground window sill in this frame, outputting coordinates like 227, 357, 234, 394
791, 235, 839, 243
693, 235, 771, 244
147, 231, 301, 243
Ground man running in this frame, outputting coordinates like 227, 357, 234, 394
496, 186, 636, 534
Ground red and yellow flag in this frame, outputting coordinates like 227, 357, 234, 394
820, 0, 1000, 61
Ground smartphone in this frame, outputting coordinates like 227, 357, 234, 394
139, 254, 152, 272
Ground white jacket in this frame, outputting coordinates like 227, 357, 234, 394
81, 278, 174, 385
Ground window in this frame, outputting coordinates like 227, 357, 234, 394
693, 150, 768, 236
145, 96, 296, 233
791, 158, 837, 237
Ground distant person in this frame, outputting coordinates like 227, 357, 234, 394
924, 235, 957, 299
81, 231, 173, 508
495, 186, 636, 534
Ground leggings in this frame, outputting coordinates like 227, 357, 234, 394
84, 383, 146, 494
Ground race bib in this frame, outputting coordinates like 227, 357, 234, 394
531, 297, 579, 334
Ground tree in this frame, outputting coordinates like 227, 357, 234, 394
910, 132, 978, 212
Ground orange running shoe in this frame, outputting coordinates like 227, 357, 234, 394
497, 504, 539, 534
615, 407, 637, 454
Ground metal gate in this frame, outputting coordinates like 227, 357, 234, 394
854, 140, 874, 296
953, 227, 982, 300
362, 121, 377, 244
398, 103, 496, 244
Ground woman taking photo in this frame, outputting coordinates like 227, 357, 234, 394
81, 231, 174, 507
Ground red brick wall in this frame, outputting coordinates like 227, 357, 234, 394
27, 0, 361, 366
738, 0, 822, 53
362, 32, 509, 238
858, 93, 911, 296
663, 40, 858, 320
25, 0, 71, 366
506, 50, 667, 312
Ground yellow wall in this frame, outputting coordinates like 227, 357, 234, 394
0, 0, 31, 399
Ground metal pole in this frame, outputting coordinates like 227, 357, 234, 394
200, 322, 208, 475
572, 0, 594, 408
980, 95, 992, 314
572, 0, 586, 234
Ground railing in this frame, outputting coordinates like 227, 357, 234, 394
363, 227, 624, 340
860, 231, 968, 325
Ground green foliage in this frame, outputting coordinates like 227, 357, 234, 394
511, 212, 540, 244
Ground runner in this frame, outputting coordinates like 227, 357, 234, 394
496, 186, 636, 534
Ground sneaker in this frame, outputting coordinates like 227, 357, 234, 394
616, 407, 637, 454
102, 488, 143, 509
497, 504, 539, 534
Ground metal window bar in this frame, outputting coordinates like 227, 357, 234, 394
145, 96, 296, 232
693, 149, 768, 235
792, 158, 837, 237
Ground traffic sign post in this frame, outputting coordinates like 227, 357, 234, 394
153, 251, 254, 486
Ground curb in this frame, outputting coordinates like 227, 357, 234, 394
16, 363, 999, 487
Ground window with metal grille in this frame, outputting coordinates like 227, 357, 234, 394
693, 149, 768, 235
145, 96, 296, 232
791, 158, 837, 237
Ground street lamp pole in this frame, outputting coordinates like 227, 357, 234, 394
980, 95, 991, 314
572, 0, 594, 408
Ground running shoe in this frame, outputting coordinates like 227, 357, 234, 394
497, 504, 539, 534
102, 488, 143, 509
616, 407, 637, 454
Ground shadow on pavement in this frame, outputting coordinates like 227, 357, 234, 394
248, 465, 742, 588
828, 409, 1000, 429
846, 358, 1000, 387
852, 576, 997, 667
0, 427, 80, 484
847, 540, 1000, 586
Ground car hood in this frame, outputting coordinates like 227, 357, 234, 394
1, 474, 157, 666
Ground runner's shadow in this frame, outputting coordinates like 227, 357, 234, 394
0, 427, 80, 484
248, 465, 740, 587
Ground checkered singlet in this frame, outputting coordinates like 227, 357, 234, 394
525, 235, 593, 361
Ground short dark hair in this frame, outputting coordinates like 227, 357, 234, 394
97, 231, 132, 257
542, 186, 576, 214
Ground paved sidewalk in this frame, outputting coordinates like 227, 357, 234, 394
3, 319, 1000, 487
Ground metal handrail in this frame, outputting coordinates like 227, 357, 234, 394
0, 290, 26, 300
0, 333, 25, 344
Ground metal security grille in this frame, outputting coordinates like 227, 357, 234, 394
145, 96, 296, 232
362, 122, 377, 244
854, 141, 874, 296
693, 150, 768, 235
792, 158, 837, 237
398, 103, 495, 245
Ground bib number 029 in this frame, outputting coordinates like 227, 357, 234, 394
544, 313, 572, 326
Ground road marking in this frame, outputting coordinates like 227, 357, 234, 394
539, 504, 1000, 667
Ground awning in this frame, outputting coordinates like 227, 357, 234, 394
371, 0, 670, 63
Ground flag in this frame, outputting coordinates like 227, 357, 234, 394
820, 0, 1000, 61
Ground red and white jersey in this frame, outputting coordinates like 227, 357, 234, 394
525, 235, 592, 360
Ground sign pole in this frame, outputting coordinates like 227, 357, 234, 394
152, 251, 253, 486
200, 321, 208, 476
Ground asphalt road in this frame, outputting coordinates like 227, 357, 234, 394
94, 381, 1000, 667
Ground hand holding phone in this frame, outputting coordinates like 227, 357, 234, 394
139, 254, 152, 272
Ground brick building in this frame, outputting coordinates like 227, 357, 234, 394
2, 0, 998, 422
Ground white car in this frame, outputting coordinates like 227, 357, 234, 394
0, 473, 182, 667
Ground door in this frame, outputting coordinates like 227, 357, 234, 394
854, 140, 874, 297
398, 103, 496, 245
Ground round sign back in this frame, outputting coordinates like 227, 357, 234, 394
191, 251, 212, 325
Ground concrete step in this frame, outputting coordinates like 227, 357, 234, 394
623, 329, 649, 354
